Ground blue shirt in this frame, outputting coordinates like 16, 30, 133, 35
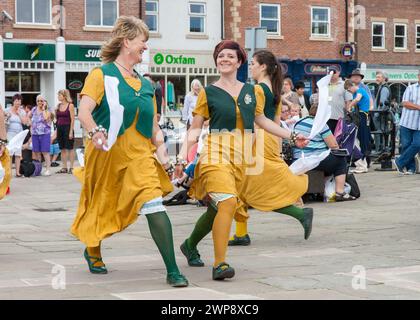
354, 87, 370, 112
292, 117, 332, 159
400, 82, 420, 130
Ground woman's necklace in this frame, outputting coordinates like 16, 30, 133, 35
114, 60, 138, 78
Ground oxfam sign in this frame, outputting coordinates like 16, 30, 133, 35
154, 53, 196, 65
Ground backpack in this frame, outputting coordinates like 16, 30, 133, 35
19, 160, 42, 177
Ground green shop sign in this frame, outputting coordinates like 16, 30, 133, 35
66, 44, 102, 62
364, 69, 419, 82
153, 53, 196, 65
4, 43, 55, 61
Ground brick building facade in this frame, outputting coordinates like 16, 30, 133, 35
353, 0, 420, 100
224, 0, 358, 92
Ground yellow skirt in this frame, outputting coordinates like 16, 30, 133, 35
71, 122, 173, 247
0, 149, 11, 200
189, 131, 249, 202
239, 130, 308, 214
233, 130, 308, 222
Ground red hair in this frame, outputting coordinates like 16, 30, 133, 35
213, 40, 247, 66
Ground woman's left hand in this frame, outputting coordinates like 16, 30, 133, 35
69, 131, 73, 140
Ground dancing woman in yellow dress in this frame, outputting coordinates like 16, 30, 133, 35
0, 107, 12, 200
230, 50, 310, 246
71, 16, 188, 287
175, 41, 309, 281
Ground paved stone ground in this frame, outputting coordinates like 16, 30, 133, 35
0, 164, 419, 300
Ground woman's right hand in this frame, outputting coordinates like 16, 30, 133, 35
91, 132, 108, 150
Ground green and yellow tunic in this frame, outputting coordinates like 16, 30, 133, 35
189, 83, 265, 203
236, 83, 308, 221
0, 149, 11, 200
71, 63, 173, 247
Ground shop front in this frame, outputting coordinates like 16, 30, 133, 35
1, 41, 56, 109
148, 50, 219, 114
362, 67, 420, 103
279, 59, 358, 95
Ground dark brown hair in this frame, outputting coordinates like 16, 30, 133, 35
253, 50, 284, 105
12, 94, 23, 103
213, 40, 247, 66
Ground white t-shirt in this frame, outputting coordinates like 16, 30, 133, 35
182, 93, 198, 125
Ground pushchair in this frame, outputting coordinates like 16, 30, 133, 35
334, 117, 362, 162
334, 118, 361, 198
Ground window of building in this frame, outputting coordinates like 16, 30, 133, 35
189, 2, 206, 33
145, 0, 159, 32
16, 0, 51, 24
86, 0, 118, 27
311, 7, 330, 37
416, 24, 420, 50
260, 4, 280, 35
394, 24, 407, 49
5, 71, 41, 93
372, 22, 386, 49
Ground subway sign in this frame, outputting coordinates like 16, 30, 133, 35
153, 53, 196, 65
66, 45, 102, 62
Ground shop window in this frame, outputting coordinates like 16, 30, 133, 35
189, 2, 206, 33
146, 0, 159, 32
372, 22, 385, 49
21, 72, 41, 92
66, 72, 89, 108
394, 24, 407, 50
16, 0, 51, 24
86, 0, 118, 27
311, 7, 330, 37
5, 71, 40, 93
260, 4, 280, 35
5, 72, 19, 92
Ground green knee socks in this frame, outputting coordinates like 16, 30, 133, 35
186, 203, 218, 250
146, 211, 180, 275
274, 205, 304, 221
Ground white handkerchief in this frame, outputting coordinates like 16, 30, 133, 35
289, 149, 331, 176
103, 75, 124, 151
308, 72, 333, 140
6, 129, 29, 155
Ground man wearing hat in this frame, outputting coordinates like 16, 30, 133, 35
327, 66, 353, 133
394, 70, 420, 175
350, 68, 374, 110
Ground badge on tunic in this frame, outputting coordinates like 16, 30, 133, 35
244, 94, 252, 105
135, 92, 141, 97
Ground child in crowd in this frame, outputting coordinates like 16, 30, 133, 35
284, 104, 302, 130
49, 113, 60, 167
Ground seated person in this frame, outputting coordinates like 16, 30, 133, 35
292, 104, 356, 201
